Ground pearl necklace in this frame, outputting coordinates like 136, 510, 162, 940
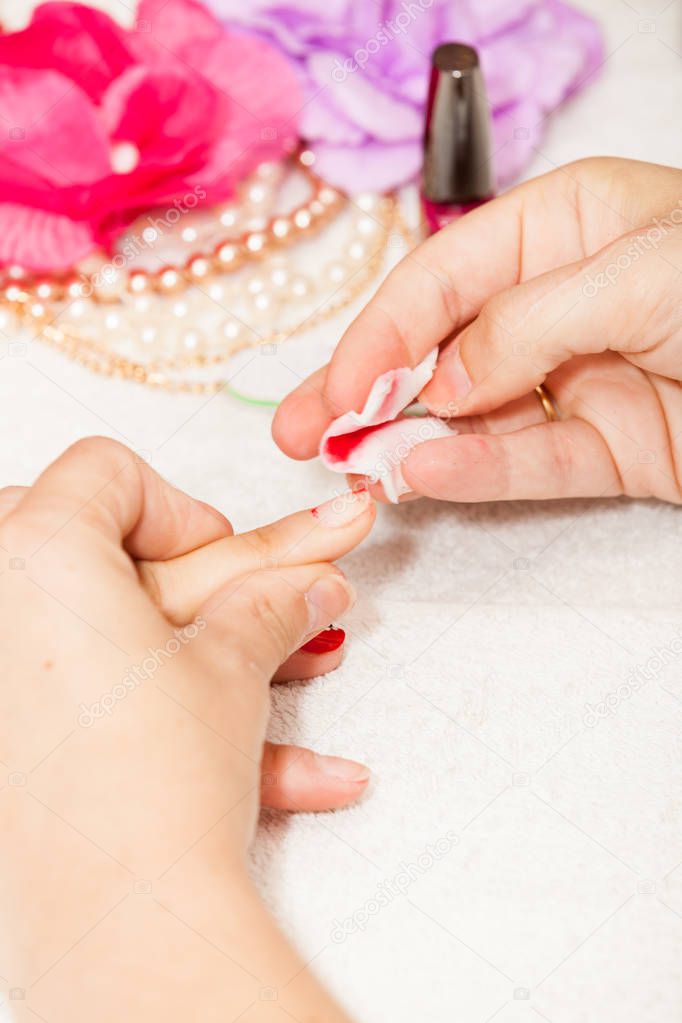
6, 150, 343, 305
4, 189, 414, 394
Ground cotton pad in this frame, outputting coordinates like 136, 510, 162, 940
319, 350, 454, 502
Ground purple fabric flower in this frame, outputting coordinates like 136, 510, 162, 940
208, 0, 603, 193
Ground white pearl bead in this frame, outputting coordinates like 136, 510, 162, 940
356, 193, 378, 212
247, 183, 269, 206
181, 328, 204, 352
129, 271, 149, 294
141, 325, 158, 345
132, 295, 152, 315
246, 232, 266, 254
157, 268, 182, 293
220, 206, 239, 228
30, 302, 45, 319
70, 300, 86, 320
270, 268, 288, 288
216, 243, 240, 268
327, 262, 346, 284
291, 276, 309, 298
357, 216, 378, 236
110, 141, 140, 175
181, 226, 198, 244
208, 282, 226, 303
271, 217, 292, 241
142, 226, 159, 245
247, 276, 265, 295
222, 320, 242, 341
294, 208, 312, 230
348, 241, 366, 261
172, 301, 189, 319
253, 292, 271, 312
319, 186, 339, 206
187, 257, 211, 280
105, 311, 122, 331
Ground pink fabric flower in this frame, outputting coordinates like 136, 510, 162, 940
0, 0, 302, 270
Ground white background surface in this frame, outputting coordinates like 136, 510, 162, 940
1, 1, 682, 1020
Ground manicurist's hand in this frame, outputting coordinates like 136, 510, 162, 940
274, 157, 682, 503
0, 438, 372, 1022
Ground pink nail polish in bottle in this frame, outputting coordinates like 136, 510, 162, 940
421, 43, 495, 234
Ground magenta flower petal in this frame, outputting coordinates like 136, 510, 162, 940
0, 202, 95, 270
0, 3, 136, 102
0, 0, 303, 270
0, 66, 110, 188
101, 65, 225, 167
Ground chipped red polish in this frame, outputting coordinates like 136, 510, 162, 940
300, 626, 346, 654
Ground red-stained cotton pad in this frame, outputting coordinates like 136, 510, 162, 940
319, 350, 454, 502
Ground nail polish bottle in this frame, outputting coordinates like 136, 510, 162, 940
421, 42, 495, 234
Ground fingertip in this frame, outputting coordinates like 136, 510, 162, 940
261, 745, 370, 811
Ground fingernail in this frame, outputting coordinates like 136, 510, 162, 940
306, 575, 356, 634
300, 626, 346, 654
441, 342, 472, 402
311, 485, 371, 527
314, 753, 370, 783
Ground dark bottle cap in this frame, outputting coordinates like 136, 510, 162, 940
422, 43, 494, 204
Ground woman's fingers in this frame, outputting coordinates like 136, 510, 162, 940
273, 158, 682, 460
3, 437, 233, 560
139, 487, 374, 625
400, 417, 621, 502
261, 742, 369, 811
421, 222, 682, 418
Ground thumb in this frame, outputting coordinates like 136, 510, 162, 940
421, 221, 682, 416
195, 563, 356, 683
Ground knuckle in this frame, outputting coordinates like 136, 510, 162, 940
247, 526, 281, 567
66, 436, 130, 467
547, 426, 575, 492
64, 438, 140, 494
248, 585, 299, 659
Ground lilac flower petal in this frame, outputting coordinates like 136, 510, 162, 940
311, 139, 423, 193
308, 51, 422, 142
210, 0, 603, 194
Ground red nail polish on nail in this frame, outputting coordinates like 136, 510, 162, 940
300, 626, 346, 654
